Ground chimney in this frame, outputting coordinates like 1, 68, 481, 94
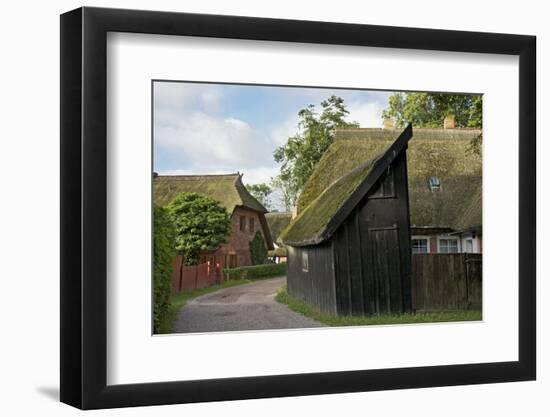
290, 206, 298, 219
383, 117, 395, 129
443, 114, 456, 129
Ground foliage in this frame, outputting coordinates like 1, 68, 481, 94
270, 176, 299, 211
249, 231, 268, 265
382, 92, 482, 154
225, 263, 287, 280
245, 183, 272, 209
156, 279, 251, 334
153, 205, 177, 333
166, 192, 231, 265
275, 287, 482, 326
272, 95, 359, 208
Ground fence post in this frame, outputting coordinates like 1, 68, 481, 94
464, 253, 470, 310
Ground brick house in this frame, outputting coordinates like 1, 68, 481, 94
154, 173, 274, 274
295, 118, 482, 254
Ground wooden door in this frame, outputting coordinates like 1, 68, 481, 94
369, 226, 403, 314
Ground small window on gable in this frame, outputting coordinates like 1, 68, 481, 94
428, 176, 441, 192
370, 170, 395, 199
249, 217, 255, 233
302, 252, 309, 272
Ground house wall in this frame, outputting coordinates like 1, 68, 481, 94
286, 243, 337, 315
331, 152, 412, 316
412, 233, 482, 254
199, 206, 269, 271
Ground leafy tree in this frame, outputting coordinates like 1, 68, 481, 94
245, 183, 273, 209
270, 175, 299, 211
273, 95, 359, 207
249, 231, 268, 265
382, 92, 482, 154
153, 205, 176, 333
166, 192, 231, 265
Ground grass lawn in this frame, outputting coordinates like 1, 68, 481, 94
275, 287, 482, 326
157, 279, 251, 334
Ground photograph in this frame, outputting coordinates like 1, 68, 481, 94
152, 81, 483, 334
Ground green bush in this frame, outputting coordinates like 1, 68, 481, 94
166, 192, 231, 265
225, 263, 286, 280
249, 231, 268, 265
153, 205, 176, 333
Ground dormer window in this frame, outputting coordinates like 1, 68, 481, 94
428, 176, 441, 192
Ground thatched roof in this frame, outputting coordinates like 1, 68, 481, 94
265, 212, 293, 245
281, 126, 413, 246
297, 127, 482, 233
268, 247, 288, 257
153, 173, 267, 213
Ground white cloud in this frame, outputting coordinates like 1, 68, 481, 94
155, 111, 274, 170
347, 100, 386, 127
154, 82, 222, 113
268, 114, 299, 146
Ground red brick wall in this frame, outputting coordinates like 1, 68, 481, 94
429, 236, 438, 253
204, 207, 269, 269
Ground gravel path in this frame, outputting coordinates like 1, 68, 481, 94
173, 277, 323, 333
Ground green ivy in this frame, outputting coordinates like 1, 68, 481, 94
153, 205, 176, 333
249, 231, 268, 265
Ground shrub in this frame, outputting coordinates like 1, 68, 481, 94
249, 231, 268, 265
153, 205, 177, 333
225, 263, 286, 280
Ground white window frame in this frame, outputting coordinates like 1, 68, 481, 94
411, 236, 430, 254
463, 237, 475, 253
301, 252, 309, 272
437, 236, 460, 253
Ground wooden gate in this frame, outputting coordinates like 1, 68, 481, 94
411, 253, 482, 311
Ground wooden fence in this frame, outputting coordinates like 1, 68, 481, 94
171, 256, 221, 293
412, 253, 482, 311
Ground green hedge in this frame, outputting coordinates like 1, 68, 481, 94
225, 263, 286, 280
153, 205, 177, 333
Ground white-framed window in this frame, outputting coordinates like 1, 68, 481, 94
301, 252, 309, 272
438, 237, 459, 253
464, 238, 474, 253
411, 236, 430, 254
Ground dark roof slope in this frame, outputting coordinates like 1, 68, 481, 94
281, 125, 412, 246
265, 212, 293, 245
298, 128, 481, 231
153, 173, 267, 213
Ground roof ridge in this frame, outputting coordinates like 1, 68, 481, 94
335, 127, 481, 132
156, 173, 239, 180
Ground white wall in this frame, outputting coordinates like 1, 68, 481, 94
0, 0, 546, 416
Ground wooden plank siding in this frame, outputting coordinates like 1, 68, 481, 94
286, 244, 337, 315
411, 253, 482, 311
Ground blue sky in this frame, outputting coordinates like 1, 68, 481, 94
154, 81, 392, 187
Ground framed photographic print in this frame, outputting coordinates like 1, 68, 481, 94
60, 6, 536, 410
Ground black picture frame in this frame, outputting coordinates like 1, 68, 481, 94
60, 6, 536, 410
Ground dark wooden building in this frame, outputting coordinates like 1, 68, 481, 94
280, 125, 413, 316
